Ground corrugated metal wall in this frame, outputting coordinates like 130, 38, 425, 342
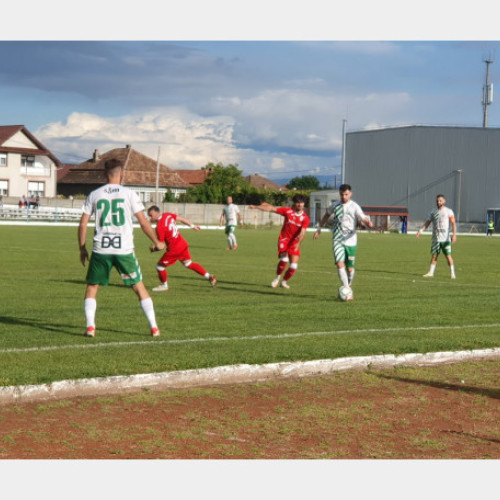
346, 126, 500, 224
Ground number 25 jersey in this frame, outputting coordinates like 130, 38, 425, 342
82, 184, 145, 255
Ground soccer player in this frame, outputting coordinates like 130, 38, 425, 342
249, 194, 310, 289
147, 205, 217, 291
78, 159, 165, 338
220, 196, 243, 250
313, 184, 374, 292
416, 194, 457, 279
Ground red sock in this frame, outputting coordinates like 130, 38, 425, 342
276, 260, 287, 276
283, 267, 296, 281
188, 262, 207, 276
157, 268, 168, 283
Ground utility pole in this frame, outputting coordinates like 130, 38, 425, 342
155, 146, 160, 204
341, 118, 347, 184
482, 58, 494, 127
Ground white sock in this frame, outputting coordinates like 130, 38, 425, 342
231, 234, 237, 247
338, 267, 349, 287
84, 298, 96, 328
227, 236, 233, 248
428, 264, 436, 276
140, 298, 157, 329
348, 269, 355, 285
450, 265, 455, 277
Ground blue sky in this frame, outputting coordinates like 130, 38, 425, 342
2, 2, 499, 185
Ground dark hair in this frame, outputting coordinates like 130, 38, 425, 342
104, 158, 124, 179
339, 184, 351, 192
292, 194, 308, 204
436, 194, 446, 199
147, 205, 160, 213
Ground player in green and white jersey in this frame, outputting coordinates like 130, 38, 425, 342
314, 184, 373, 291
416, 194, 457, 279
220, 196, 243, 250
78, 158, 165, 338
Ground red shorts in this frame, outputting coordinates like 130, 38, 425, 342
158, 243, 191, 266
278, 237, 301, 257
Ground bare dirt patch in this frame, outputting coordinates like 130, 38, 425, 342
0, 360, 499, 459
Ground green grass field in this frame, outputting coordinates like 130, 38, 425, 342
1, 224, 500, 387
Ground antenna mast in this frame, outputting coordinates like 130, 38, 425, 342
482, 58, 494, 127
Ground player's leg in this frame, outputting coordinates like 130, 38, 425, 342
181, 246, 216, 287
281, 250, 300, 289
225, 226, 234, 250
272, 247, 289, 288
345, 246, 357, 285
229, 226, 238, 249
442, 243, 456, 278
83, 252, 113, 337
153, 253, 175, 291
84, 284, 99, 337
333, 241, 349, 287
132, 281, 161, 337
115, 254, 161, 336
423, 243, 439, 277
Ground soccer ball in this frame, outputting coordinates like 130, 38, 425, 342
338, 286, 353, 302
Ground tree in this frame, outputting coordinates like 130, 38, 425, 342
189, 163, 249, 203
286, 175, 320, 191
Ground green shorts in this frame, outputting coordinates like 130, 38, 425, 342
224, 225, 236, 235
333, 241, 357, 268
431, 241, 452, 256
86, 252, 142, 286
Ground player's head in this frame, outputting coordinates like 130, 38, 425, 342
291, 194, 307, 211
226, 196, 233, 204
339, 184, 352, 204
104, 158, 124, 181
147, 205, 162, 222
436, 194, 446, 208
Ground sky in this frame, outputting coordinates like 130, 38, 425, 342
2, 2, 500, 186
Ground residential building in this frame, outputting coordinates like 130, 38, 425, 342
58, 145, 191, 202
0, 125, 62, 199
244, 174, 288, 191
175, 169, 211, 186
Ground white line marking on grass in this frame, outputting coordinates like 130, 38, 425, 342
2, 323, 500, 355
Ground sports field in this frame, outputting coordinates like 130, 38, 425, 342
1, 224, 500, 388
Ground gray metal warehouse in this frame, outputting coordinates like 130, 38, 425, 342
344, 125, 500, 231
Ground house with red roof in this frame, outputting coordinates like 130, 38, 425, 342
0, 125, 62, 199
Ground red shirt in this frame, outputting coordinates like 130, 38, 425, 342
276, 207, 310, 240
155, 213, 188, 252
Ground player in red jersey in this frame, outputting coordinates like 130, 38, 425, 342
249, 194, 310, 289
147, 206, 217, 291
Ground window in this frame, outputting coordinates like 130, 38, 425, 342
0, 180, 8, 195
28, 181, 44, 197
0, 153, 6, 166
21, 155, 35, 168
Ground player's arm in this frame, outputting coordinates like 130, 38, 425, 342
219, 212, 225, 226
136, 210, 165, 250
78, 213, 91, 266
313, 212, 331, 239
450, 216, 457, 243
361, 216, 374, 229
416, 220, 430, 238
249, 202, 277, 213
177, 214, 201, 231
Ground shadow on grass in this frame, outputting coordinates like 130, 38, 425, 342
0, 315, 123, 337
375, 372, 500, 400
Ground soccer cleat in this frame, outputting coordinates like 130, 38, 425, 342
209, 275, 218, 287
152, 283, 169, 292
233, 244, 238, 250
281, 281, 290, 289
271, 277, 280, 288
151, 327, 160, 337
451, 275, 456, 279
422, 273, 434, 278
84, 326, 95, 338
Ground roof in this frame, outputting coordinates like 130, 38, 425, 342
244, 174, 288, 191
175, 169, 211, 186
0, 125, 62, 166
59, 146, 191, 189
57, 163, 77, 181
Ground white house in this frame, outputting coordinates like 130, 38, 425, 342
0, 125, 61, 199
